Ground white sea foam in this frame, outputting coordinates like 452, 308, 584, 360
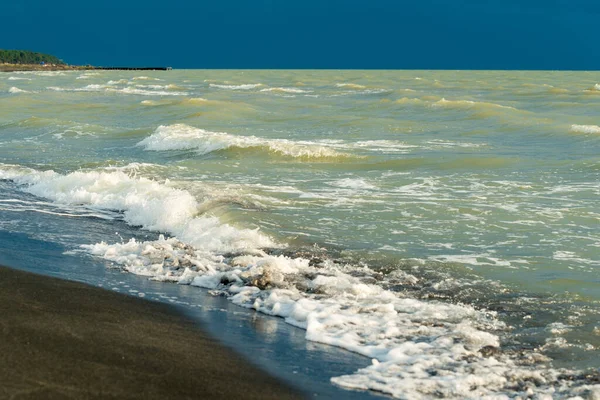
47, 85, 187, 96
329, 178, 377, 190
432, 98, 517, 111
553, 251, 600, 266
107, 79, 129, 85
8, 87, 28, 94
76, 73, 100, 79
571, 124, 600, 134
210, 83, 263, 90
30, 71, 66, 76
336, 83, 367, 89
425, 140, 486, 148
137, 124, 351, 160
0, 165, 273, 253
8, 76, 32, 81
132, 76, 162, 81
115, 86, 188, 96
260, 87, 312, 94
0, 161, 593, 399
348, 140, 418, 153
428, 253, 513, 267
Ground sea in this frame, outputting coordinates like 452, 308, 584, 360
1, 69, 599, 399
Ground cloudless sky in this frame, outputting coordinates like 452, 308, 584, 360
1, 0, 598, 69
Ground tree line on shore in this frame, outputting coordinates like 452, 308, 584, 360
0, 49, 65, 65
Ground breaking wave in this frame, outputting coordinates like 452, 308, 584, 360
137, 124, 355, 161
336, 83, 367, 89
47, 85, 188, 96
1, 162, 598, 399
209, 83, 263, 90
260, 87, 312, 94
8, 87, 29, 94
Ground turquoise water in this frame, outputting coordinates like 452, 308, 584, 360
1, 70, 599, 398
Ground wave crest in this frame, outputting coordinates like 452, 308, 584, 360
570, 124, 600, 134
209, 83, 262, 90
137, 124, 354, 161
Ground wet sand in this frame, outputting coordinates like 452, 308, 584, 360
0, 265, 304, 399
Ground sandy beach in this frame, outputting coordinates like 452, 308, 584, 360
0, 265, 304, 399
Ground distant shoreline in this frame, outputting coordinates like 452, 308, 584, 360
0, 63, 90, 72
0, 63, 171, 72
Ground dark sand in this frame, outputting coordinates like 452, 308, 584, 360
0, 266, 304, 400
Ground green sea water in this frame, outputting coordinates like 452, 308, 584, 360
1, 69, 599, 398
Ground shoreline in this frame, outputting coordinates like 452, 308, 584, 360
0, 64, 170, 72
0, 265, 304, 399
0, 63, 91, 72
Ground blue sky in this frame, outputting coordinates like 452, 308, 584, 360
2, 0, 598, 69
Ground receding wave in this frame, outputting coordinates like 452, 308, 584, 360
137, 124, 356, 161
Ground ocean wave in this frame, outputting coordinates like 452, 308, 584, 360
137, 124, 354, 160
432, 98, 518, 111
47, 85, 187, 96
336, 83, 367, 89
116, 86, 188, 96
140, 99, 175, 106
345, 140, 418, 153
47, 85, 106, 92
395, 97, 428, 105
7, 76, 32, 81
76, 73, 100, 80
132, 76, 162, 81
17, 71, 66, 77
260, 87, 312, 94
0, 165, 273, 253
587, 84, 600, 92
1, 162, 597, 399
571, 124, 600, 134
8, 87, 29, 94
107, 79, 129, 85
209, 83, 263, 90
135, 83, 186, 91
335, 87, 392, 96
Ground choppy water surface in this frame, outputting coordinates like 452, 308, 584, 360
1, 70, 599, 399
